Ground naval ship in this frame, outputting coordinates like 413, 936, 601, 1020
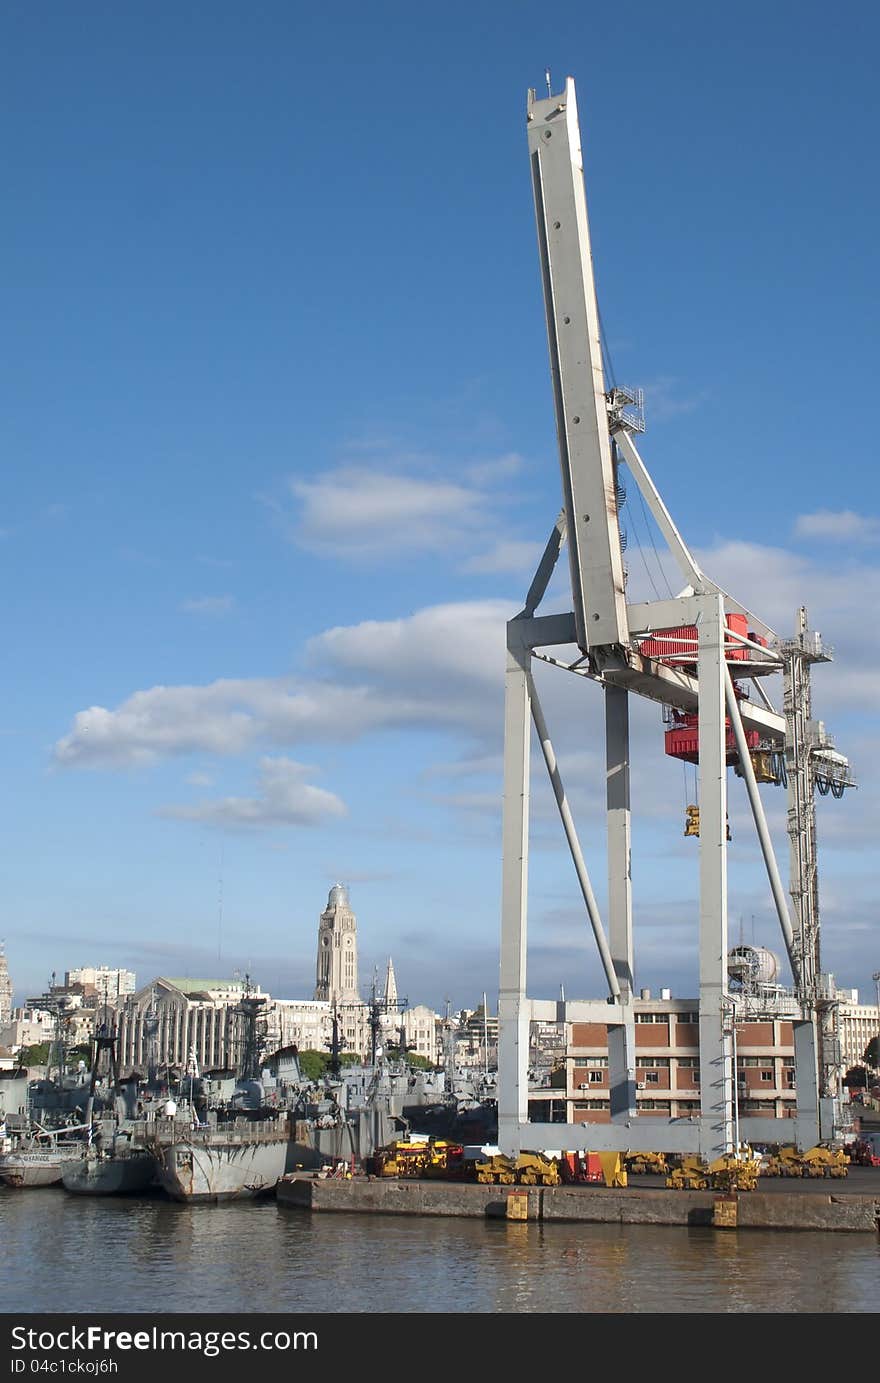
147, 992, 307, 1201
0, 1127, 88, 1188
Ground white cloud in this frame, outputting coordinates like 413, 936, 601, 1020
52, 532, 880, 817
54, 683, 259, 766
160, 757, 346, 829
289, 468, 485, 557
180, 595, 237, 616
52, 678, 394, 768
461, 539, 543, 575
794, 510, 880, 544
52, 600, 513, 769
308, 600, 509, 692
696, 538, 880, 715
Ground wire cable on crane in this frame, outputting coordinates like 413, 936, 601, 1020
597, 300, 617, 390
622, 478, 664, 601
634, 481, 675, 599
598, 299, 674, 601
632, 516, 663, 600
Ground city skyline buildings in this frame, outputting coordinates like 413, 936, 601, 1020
0, 880, 495, 1027
0, 947, 12, 1027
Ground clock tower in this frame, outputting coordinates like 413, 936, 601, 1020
314, 883, 360, 1004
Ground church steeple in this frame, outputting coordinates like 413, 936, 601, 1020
314, 884, 360, 1005
383, 957, 398, 1008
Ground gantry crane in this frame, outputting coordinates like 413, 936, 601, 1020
497, 77, 854, 1161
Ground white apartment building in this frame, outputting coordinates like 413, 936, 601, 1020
65, 966, 136, 999
837, 992, 880, 1071
0, 1006, 56, 1052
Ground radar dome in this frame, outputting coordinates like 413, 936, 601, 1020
727, 945, 780, 988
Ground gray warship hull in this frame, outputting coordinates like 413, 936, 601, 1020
61, 1151, 157, 1195
0, 1148, 81, 1188
150, 1115, 299, 1201
290, 1106, 401, 1167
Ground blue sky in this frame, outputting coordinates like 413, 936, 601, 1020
2, 1, 878, 1013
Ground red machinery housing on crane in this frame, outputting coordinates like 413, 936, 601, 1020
639, 614, 767, 766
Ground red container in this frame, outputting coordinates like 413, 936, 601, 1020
638, 625, 699, 661
640, 613, 751, 665
582, 1153, 604, 1183
665, 717, 759, 764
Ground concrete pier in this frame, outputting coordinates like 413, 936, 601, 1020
277, 1174, 880, 1233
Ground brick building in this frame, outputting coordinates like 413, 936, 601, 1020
564, 994, 797, 1124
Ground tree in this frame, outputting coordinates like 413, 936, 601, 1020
843, 1065, 868, 1089
863, 1036, 880, 1069
297, 1050, 329, 1081
297, 1049, 362, 1082
405, 1053, 436, 1071
18, 1042, 51, 1066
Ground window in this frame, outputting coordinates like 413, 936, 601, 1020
589, 1070, 604, 1084
676, 1057, 699, 1067
676, 1013, 699, 1024
760, 1070, 774, 1082
645, 1071, 659, 1085
637, 1057, 670, 1068
639, 1100, 671, 1111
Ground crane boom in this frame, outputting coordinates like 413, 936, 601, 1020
527, 79, 628, 651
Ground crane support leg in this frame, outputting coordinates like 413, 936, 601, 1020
605, 685, 636, 1118
498, 623, 532, 1156
794, 1020, 820, 1148
697, 593, 733, 1159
